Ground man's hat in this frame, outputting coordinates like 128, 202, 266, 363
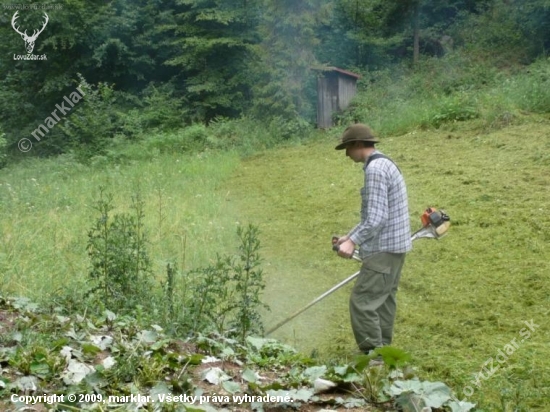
335, 123, 379, 150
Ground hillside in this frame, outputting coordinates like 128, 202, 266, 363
227, 120, 550, 410
0, 114, 549, 410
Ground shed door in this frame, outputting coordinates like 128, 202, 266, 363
317, 75, 339, 128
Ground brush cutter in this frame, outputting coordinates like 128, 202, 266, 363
265, 208, 450, 335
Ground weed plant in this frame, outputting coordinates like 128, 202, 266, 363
165, 224, 268, 341
86, 188, 153, 315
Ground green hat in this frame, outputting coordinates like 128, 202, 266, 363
335, 124, 379, 150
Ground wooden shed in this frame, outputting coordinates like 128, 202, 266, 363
316, 67, 361, 129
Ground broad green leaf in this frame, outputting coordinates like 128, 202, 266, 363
351, 354, 371, 373
342, 372, 361, 383
186, 354, 204, 365
150, 382, 172, 402
333, 365, 350, 376
201, 367, 230, 385
390, 379, 452, 409
241, 368, 258, 383
422, 381, 452, 408
220, 346, 235, 358
246, 336, 270, 350
343, 397, 367, 408
293, 388, 314, 402
395, 392, 427, 412
104, 310, 116, 322
85, 371, 108, 389
151, 338, 170, 351
222, 380, 241, 394
138, 330, 158, 344
52, 337, 70, 350
389, 379, 424, 396
447, 400, 477, 412
375, 346, 411, 368
30, 362, 50, 378
61, 359, 94, 385
303, 365, 326, 382
82, 343, 101, 355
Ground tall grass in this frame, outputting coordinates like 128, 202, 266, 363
340, 54, 550, 136
0, 150, 242, 299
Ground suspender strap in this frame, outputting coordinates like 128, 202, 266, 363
366, 153, 401, 173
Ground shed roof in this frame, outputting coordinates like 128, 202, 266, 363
318, 66, 361, 79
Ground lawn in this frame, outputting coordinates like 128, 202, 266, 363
0, 118, 548, 410
227, 120, 550, 410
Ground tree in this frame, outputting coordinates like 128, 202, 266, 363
317, 0, 482, 68
251, 0, 330, 120
162, 0, 261, 122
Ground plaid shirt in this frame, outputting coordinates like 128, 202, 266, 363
348, 151, 412, 256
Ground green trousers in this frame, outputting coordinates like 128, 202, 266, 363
349, 252, 406, 353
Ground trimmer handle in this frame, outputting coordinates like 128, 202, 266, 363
331, 236, 340, 251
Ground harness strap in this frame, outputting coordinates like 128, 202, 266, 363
366, 153, 401, 173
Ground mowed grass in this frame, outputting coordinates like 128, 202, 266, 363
0, 118, 548, 410
227, 121, 550, 410
0, 151, 242, 297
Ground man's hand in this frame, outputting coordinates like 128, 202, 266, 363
336, 235, 349, 245
337, 238, 356, 259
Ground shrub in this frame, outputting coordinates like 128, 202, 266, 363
429, 93, 480, 128
86, 188, 154, 315
142, 124, 210, 154
171, 224, 268, 341
512, 58, 550, 113
116, 83, 186, 139
58, 74, 118, 163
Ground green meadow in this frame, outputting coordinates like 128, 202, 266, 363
229, 122, 550, 410
1, 117, 549, 409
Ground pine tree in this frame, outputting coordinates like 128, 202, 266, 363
251, 0, 330, 121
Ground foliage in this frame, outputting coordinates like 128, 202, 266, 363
428, 93, 480, 128
232, 224, 268, 341
2, 0, 550, 159
163, 0, 261, 122
451, 0, 531, 65
0, 295, 472, 411
58, 75, 118, 162
250, 0, 330, 121
0, 132, 7, 168
180, 224, 268, 341
86, 187, 154, 315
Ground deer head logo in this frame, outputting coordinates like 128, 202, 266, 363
11, 11, 49, 54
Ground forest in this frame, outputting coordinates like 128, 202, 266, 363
1, 0, 550, 161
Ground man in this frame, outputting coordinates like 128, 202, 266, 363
334, 123, 412, 355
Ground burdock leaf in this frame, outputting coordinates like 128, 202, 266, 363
242, 369, 258, 383
222, 380, 241, 394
